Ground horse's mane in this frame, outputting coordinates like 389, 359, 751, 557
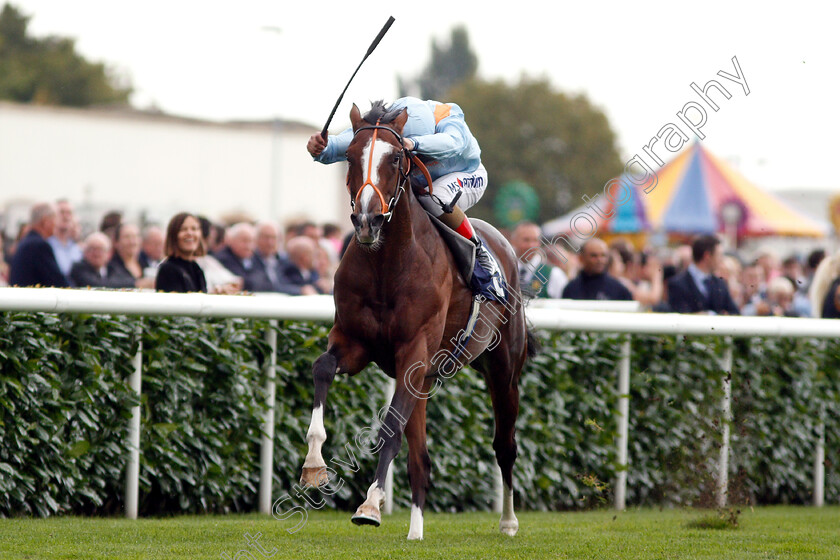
363, 100, 403, 125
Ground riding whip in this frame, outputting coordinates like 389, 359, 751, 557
320, 16, 395, 140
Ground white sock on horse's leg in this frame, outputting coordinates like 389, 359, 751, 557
499, 483, 519, 536
352, 480, 385, 525
303, 404, 327, 469
407, 504, 424, 540
363, 480, 385, 508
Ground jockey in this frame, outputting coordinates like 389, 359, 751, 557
306, 96, 506, 301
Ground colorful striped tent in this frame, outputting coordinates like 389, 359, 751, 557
543, 142, 828, 240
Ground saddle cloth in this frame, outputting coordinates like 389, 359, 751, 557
426, 213, 508, 294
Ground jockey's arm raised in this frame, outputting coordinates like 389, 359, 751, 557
310, 127, 354, 163
308, 98, 479, 174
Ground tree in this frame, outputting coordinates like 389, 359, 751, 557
0, 3, 131, 106
398, 25, 477, 101
449, 77, 624, 224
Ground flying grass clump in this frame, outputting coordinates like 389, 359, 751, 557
686, 508, 741, 530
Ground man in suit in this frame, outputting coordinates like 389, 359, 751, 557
246, 221, 300, 293
138, 225, 165, 271
47, 199, 83, 277
213, 222, 256, 279
510, 221, 567, 299
9, 202, 69, 288
69, 232, 115, 288
278, 236, 322, 295
667, 234, 739, 315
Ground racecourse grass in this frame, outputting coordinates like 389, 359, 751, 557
1, 506, 838, 559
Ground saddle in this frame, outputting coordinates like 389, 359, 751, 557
426, 213, 508, 301
427, 213, 476, 286
426, 213, 509, 373
410, 158, 507, 304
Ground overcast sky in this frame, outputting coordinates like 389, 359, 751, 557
10, 0, 840, 191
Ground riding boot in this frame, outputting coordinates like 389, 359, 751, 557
473, 239, 506, 300
438, 207, 507, 302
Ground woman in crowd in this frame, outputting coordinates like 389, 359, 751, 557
108, 223, 155, 289
155, 212, 207, 293
718, 254, 744, 309
743, 276, 800, 317
0, 235, 9, 286
608, 240, 663, 308
314, 243, 336, 295
810, 251, 840, 319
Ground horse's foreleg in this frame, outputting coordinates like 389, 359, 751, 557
405, 395, 432, 540
300, 351, 337, 487
352, 346, 429, 529
301, 333, 369, 488
350, 390, 414, 527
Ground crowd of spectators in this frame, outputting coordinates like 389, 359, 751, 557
0, 201, 340, 297
3, 201, 840, 318
511, 219, 836, 318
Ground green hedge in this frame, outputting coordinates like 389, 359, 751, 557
1, 312, 838, 517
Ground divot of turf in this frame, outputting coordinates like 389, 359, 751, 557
685, 507, 741, 530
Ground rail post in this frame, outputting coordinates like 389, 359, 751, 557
259, 320, 278, 514
813, 402, 826, 507
125, 321, 143, 519
614, 335, 632, 510
716, 337, 734, 508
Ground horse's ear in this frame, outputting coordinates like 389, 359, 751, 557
393, 108, 409, 133
350, 104, 363, 131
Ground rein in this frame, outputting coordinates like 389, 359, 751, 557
349, 122, 433, 222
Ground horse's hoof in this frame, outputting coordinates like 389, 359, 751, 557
499, 519, 519, 536
299, 466, 329, 487
351, 505, 381, 527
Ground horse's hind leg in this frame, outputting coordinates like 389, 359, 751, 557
478, 343, 523, 537
405, 397, 432, 540
493, 384, 520, 537
301, 330, 368, 487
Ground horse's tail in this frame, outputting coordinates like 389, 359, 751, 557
525, 326, 541, 361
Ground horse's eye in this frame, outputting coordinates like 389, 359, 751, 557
392, 155, 400, 164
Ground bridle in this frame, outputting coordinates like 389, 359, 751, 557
348, 121, 433, 223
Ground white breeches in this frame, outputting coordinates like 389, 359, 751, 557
417, 164, 488, 217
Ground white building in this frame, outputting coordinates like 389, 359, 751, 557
0, 101, 349, 236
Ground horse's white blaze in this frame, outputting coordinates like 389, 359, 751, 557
359, 137, 396, 213
358, 184, 376, 213
303, 405, 327, 468
407, 504, 424, 540
499, 483, 519, 536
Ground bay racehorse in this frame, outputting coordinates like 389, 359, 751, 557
300, 101, 535, 540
